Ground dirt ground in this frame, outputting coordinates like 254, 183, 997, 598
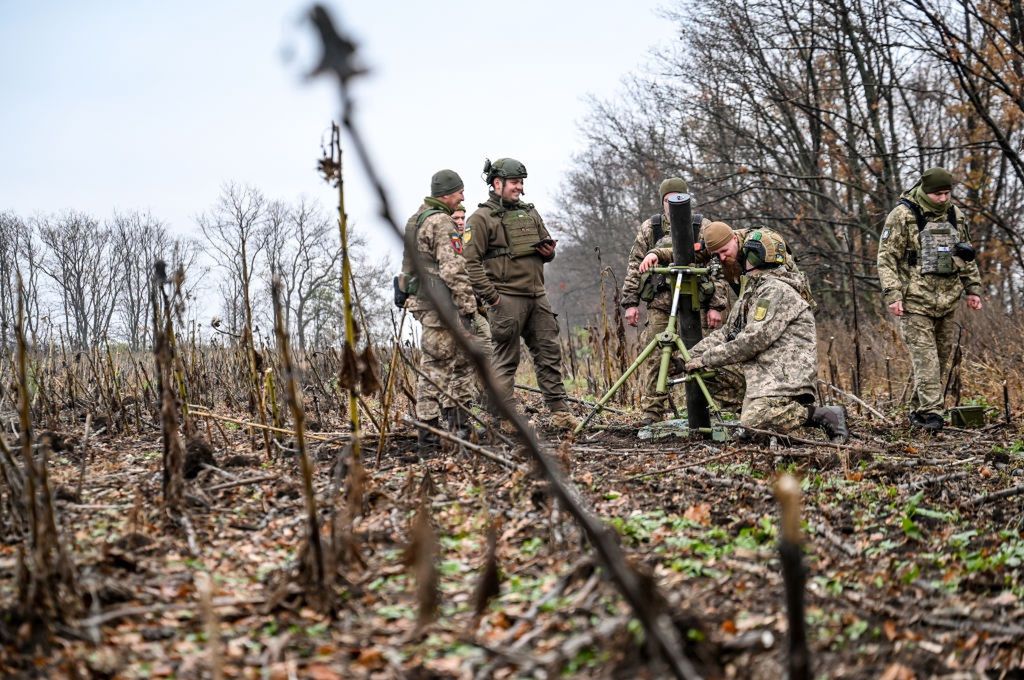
2, 396, 1023, 679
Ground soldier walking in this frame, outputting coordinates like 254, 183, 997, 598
877, 167, 984, 431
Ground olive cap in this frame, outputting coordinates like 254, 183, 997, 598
431, 169, 464, 197
921, 167, 954, 193
659, 177, 689, 198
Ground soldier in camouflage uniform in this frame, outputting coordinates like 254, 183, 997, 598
621, 177, 714, 424
403, 170, 484, 447
877, 167, 984, 431
643, 220, 813, 315
463, 158, 577, 431
685, 230, 848, 441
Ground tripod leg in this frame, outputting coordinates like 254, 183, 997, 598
673, 336, 721, 415
574, 337, 661, 434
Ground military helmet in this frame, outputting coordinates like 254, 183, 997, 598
483, 157, 528, 184
741, 228, 787, 269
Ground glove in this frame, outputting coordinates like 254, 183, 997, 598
460, 313, 475, 332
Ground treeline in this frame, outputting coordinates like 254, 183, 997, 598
547, 0, 1024, 320
0, 182, 391, 353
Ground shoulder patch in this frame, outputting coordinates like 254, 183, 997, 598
753, 298, 770, 321
881, 228, 890, 240
463, 226, 472, 245
450, 233, 463, 255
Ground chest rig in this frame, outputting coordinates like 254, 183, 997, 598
502, 206, 542, 257
900, 198, 959, 276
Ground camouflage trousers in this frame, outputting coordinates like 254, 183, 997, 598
487, 294, 569, 413
412, 310, 482, 422
697, 360, 808, 434
899, 311, 957, 416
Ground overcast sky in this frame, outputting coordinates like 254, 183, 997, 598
1, 1, 676, 272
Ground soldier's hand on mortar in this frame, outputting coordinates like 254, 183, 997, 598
625, 307, 640, 327
707, 309, 723, 328
639, 253, 659, 273
966, 294, 983, 310
888, 300, 904, 317
685, 357, 704, 372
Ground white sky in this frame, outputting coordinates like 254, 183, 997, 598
1, 1, 676, 281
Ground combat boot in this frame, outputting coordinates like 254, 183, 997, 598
640, 410, 664, 426
417, 417, 441, 452
921, 412, 944, 432
809, 405, 849, 443
445, 407, 471, 439
549, 410, 579, 432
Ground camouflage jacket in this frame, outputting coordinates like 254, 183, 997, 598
691, 268, 817, 401
463, 192, 554, 304
651, 226, 812, 312
876, 191, 983, 317
621, 213, 714, 311
404, 201, 476, 316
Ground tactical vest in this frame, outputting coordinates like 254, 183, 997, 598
638, 212, 706, 302
898, 199, 960, 276
503, 207, 543, 258
400, 207, 445, 295
918, 222, 957, 275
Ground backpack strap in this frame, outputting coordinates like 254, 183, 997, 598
899, 198, 956, 231
650, 214, 663, 244
899, 198, 927, 232
416, 208, 445, 227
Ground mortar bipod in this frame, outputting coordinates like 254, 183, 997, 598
573, 265, 724, 437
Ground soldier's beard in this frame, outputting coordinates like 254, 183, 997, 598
721, 257, 742, 283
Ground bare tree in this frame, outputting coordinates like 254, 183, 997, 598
36, 211, 120, 348
197, 182, 268, 344
110, 210, 202, 350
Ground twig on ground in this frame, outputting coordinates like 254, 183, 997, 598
818, 380, 893, 424
404, 416, 522, 471
965, 483, 1024, 508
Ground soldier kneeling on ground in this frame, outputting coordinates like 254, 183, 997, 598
683, 229, 849, 443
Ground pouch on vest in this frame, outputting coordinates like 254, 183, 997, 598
393, 275, 409, 308
638, 271, 668, 303
502, 208, 543, 257
919, 222, 957, 275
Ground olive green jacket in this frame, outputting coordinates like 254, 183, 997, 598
463, 193, 554, 304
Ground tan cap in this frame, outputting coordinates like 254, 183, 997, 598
703, 221, 734, 251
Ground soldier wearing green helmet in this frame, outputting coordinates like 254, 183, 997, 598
877, 167, 984, 432
685, 229, 849, 443
462, 157, 577, 431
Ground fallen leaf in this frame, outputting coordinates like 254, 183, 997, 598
684, 502, 711, 526
879, 662, 915, 680
355, 648, 385, 670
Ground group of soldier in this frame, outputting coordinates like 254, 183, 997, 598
400, 159, 577, 449
401, 159, 984, 449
